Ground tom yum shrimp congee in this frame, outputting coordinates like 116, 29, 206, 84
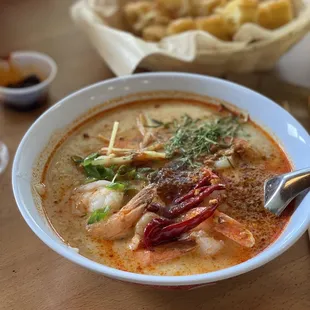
39, 97, 292, 276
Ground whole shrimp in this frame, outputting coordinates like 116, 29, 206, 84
70, 180, 124, 216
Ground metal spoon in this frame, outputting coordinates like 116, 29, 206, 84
264, 168, 310, 216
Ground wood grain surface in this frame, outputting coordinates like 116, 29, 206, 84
0, 1, 309, 309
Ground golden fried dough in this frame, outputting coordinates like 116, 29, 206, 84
222, 0, 259, 35
124, 1, 170, 34
193, 0, 227, 16
167, 17, 197, 35
196, 15, 231, 40
257, 0, 293, 30
156, 0, 192, 18
123, 0, 295, 41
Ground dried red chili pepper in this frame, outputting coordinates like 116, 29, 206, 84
175, 185, 211, 204
193, 174, 211, 190
174, 170, 220, 203
193, 170, 219, 189
164, 184, 225, 218
143, 199, 219, 248
143, 217, 173, 248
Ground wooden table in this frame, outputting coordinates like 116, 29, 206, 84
1, 1, 309, 309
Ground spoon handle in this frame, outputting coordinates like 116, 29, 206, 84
265, 168, 310, 216
282, 168, 310, 200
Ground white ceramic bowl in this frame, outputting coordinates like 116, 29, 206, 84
0, 51, 57, 107
12, 73, 310, 288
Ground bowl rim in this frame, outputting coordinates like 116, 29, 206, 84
12, 72, 310, 286
0, 50, 57, 94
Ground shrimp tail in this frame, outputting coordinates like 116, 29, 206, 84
213, 211, 255, 248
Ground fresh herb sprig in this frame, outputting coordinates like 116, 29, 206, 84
87, 206, 110, 225
71, 153, 157, 184
71, 153, 115, 182
164, 115, 242, 167
104, 166, 128, 192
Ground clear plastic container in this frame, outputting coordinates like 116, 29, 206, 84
0, 51, 57, 109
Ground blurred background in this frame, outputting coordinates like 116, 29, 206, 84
1, 0, 309, 168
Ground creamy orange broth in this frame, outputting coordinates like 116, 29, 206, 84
40, 98, 292, 276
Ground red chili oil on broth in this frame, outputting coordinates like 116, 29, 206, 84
39, 97, 293, 276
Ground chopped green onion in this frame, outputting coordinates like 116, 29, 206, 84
144, 119, 172, 129
105, 182, 126, 191
71, 155, 83, 164
84, 177, 98, 184
144, 119, 163, 128
82, 153, 99, 166
87, 206, 110, 225
151, 119, 163, 126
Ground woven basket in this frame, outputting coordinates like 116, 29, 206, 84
71, 0, 310, 76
